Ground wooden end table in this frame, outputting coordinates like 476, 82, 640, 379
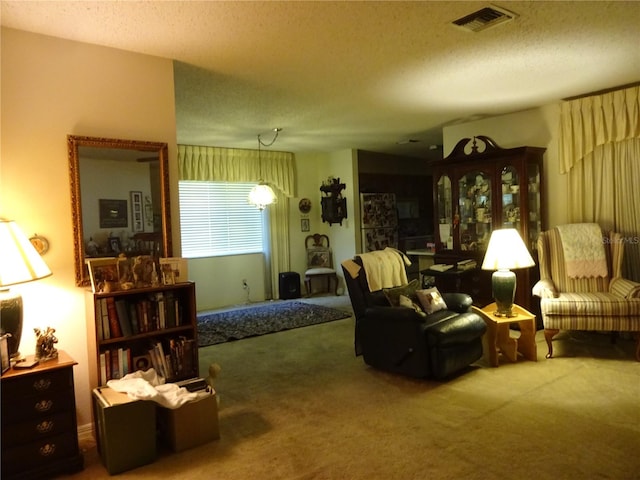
472, 303, 538, 367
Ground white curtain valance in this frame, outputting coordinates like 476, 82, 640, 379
178, 144, 295, 197
559, 85, 640, 174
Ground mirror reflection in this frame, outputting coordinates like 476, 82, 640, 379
68, 135, 172, 286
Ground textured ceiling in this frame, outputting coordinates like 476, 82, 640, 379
2, 1, 639, 159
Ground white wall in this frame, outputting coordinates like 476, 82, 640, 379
189, 254, 266, 310
1, 28, 177, 431
442, 105, 569, 228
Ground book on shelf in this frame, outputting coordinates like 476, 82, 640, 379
430, 264, 454, 272
105, 297, 123, 338
99, 347, 133, 385
98, 292, 185, 339
97, 298, 110, 340
127, 302, 140, 335
114, 299, 133, 336
456, 259, 477, 270
146, 336, 196, 382
99, 351, 107, 385
157, 293, 166, 329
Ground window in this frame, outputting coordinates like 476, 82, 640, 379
179, 181, 266, 258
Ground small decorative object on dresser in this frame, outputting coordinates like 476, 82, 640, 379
34, 326, 58, 361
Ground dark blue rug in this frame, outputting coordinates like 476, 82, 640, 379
197, 300, 351, 347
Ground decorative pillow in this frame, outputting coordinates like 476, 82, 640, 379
398, 294, 427, 317
383, 279, 420, 307
416, 287, 447, 314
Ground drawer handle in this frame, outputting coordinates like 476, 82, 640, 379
33, 378, 52, 391
39, 443, 56, 457
34, 400, 53, 412
36, 420, 55, 434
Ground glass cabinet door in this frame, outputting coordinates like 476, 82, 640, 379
458, 171, 492, 252
501, 165, 521, 229
527, 163, 542, 250
436, 174, 452, 249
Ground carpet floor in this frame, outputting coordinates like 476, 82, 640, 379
72, 296, 640, 480
197, 299, 352, 347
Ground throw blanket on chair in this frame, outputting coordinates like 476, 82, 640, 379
557, 223, 608, 278
358, 247, 411, 291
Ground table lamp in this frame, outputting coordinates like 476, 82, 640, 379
0, 219, 52, 358
481, 228, 534, 317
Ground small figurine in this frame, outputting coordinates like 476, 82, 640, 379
86, 237, 99, 256
34, 327, 58, 362
205, 362, 221, 393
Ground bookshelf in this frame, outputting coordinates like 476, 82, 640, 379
87, 282, 198, 388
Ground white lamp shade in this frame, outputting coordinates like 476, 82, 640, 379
481, 228, 535, 271
248, 183, 278, 210
0, 219, 52, 287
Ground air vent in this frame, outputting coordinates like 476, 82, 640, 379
452, 5, 517, 32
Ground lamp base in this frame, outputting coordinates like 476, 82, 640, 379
492, 269, 516, 318
0, 289, 23, 358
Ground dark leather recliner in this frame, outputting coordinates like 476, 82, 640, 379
342, 256, 486, 380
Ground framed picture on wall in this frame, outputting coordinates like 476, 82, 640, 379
130, 191, 144, 232
301, 218, 310, 232
99, 199, 128, 228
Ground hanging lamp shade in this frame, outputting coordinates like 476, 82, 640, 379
248, 182, 277, 210
248, 128, 281, 210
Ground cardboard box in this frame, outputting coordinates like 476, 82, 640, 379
157, 392, 220, 452
92, 387, 157, 474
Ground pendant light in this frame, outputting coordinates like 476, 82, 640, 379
248, 128, 281, 210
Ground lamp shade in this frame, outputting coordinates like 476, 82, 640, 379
0, 219, 52, 287
0, 219, 52, 358
248, 183, 278, 210
481, 228, 534, 271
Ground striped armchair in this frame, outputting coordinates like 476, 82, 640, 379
533, 225, 640, 361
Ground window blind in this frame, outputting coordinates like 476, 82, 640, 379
179, 181, 265, 258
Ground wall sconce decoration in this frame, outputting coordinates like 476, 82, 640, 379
320, 177, 347, 226
298, 198, 312, 214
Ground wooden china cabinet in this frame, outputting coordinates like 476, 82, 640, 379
428, 136, 546, 310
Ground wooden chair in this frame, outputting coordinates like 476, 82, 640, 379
304, 234, 338, 296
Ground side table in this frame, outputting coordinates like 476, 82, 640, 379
472, 303, 538, 367
1, 351, 84, 479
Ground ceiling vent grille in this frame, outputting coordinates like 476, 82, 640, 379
452, 5, 517, 32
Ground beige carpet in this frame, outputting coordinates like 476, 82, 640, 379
72, 296, 640, 480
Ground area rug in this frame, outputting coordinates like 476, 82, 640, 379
197, 301, 351, 347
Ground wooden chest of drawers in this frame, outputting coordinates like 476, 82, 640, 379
1, 351, 83, 480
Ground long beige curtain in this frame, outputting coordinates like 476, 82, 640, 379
177, 144, 295, 298
559, 85, 640, 281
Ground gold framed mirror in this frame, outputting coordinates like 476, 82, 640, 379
68, 135, 172, 286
